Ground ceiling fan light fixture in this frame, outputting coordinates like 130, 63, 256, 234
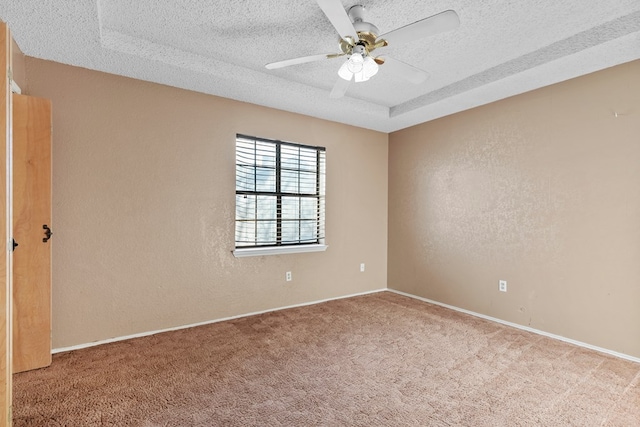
338, 60, 353, 81
353, 56, 379, 83
354, 71, 367, 83
339, 52, 379, 82
346, 53, 364, 73
363, 56, 379, 77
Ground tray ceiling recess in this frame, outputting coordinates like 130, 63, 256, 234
1, 0, 640, 132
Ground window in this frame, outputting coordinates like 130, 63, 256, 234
234, 134, 326, 257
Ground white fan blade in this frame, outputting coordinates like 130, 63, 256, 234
381, 57, 429, 84
378, 10, 459, 46
266, 53, 339, 70
316, 0, 359, 42
330, 76, 351, 98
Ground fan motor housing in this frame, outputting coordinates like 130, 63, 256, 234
341, 5, 380, 53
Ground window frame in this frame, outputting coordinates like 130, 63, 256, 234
233, 134, 327, 257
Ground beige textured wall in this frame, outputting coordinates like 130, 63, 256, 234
24, 58, 388, 349
388, 60, 640, 358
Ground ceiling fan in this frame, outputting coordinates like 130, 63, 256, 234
265, 0, 460, 98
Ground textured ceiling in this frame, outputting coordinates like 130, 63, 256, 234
1, 1, 639, 132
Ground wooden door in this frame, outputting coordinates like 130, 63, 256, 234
1, 20, 13, 426
12, 93, 52, 373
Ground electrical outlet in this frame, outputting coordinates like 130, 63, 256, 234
360, 263, 365, 272
286, 271, 292, 282
499, 280, 507, 292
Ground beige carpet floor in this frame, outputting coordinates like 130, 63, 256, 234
13, 291, 640, 426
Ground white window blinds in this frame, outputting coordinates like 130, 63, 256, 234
235, 135, 326, 248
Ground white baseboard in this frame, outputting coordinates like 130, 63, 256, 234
52, 288, 387, 354
388, 288, 640, 364
54, 287, 640, 364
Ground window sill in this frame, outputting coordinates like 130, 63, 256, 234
233, 244, 328, 258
